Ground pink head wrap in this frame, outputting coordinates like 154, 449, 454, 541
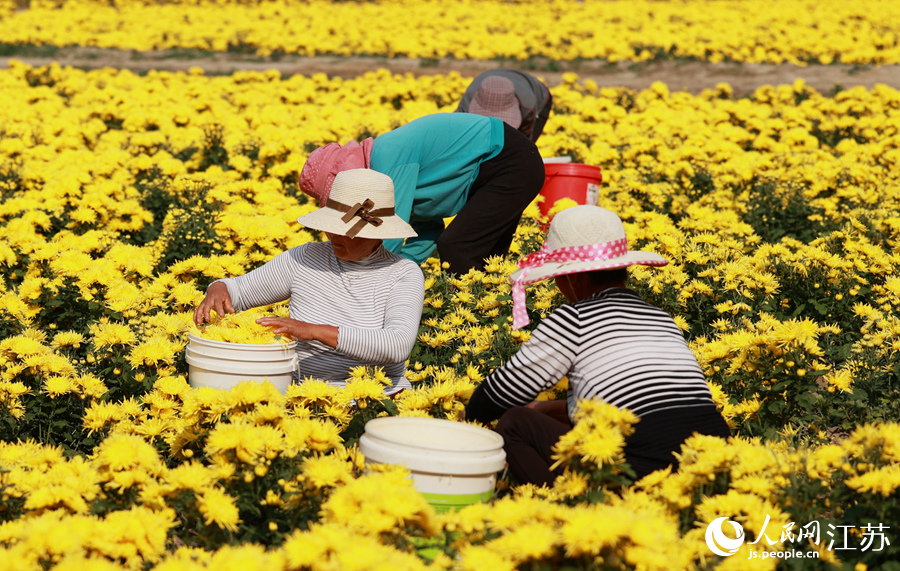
299, 138, 374, 203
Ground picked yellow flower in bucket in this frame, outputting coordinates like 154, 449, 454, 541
190, 305, 291, 345
186, 306, 297, 393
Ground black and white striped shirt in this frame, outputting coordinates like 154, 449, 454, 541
469, 288, 715, 421
219, 242, 425, 393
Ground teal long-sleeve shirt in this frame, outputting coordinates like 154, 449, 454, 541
369, 113, 505, 264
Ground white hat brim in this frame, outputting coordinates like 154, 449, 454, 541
510, 251, 669, 285
297, 208, 417, 240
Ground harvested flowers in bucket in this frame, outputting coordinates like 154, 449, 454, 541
189, 305, 291, 345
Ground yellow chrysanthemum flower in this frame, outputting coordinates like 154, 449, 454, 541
197, 487, 241, 533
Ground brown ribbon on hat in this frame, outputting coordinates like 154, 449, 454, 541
326, 198, 394, 238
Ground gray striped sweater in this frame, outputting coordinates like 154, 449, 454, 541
218, 242, 424, 393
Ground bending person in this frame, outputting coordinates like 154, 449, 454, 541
299, 113, 544, 274
456, 69, 553, 143
193, 169, 424, 395
464, 206, 730, 485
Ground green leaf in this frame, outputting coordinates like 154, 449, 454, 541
380, 399, 399, 416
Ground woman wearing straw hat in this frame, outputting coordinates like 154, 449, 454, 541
193, 169, 424, 395
456, 70, 553, 143
464, 205, 730, 485
299, 112, 544, 275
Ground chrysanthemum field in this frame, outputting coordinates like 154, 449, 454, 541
1, 1, 900, 570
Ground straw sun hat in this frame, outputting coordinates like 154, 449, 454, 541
510, 205, 669, 329
296, 169, 416, 240
469, 75, 523, 129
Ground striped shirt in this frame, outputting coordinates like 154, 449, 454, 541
218, 242, 424, 393
472, 288, 715, 421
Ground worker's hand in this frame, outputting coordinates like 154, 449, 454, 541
526, 400, 571, 427
256, 317, 339, 348
255, 317, 310, 339
193, 281, 234, 325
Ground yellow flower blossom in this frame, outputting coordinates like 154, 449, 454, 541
197, 487, 242, 533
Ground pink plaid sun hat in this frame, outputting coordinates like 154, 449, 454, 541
469, 76, 523, 129
299, 138, 374, 204
510, 206, 669, 329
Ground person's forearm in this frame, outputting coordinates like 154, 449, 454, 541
306, 323, 339, 349
256, 317, 338, 349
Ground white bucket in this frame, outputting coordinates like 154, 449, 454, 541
359, 417, 506, 513
185, 333, 297, 393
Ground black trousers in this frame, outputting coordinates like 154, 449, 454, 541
436, 122, 544, 274
495, 403, 731, 487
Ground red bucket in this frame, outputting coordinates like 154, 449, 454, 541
538, 163, 603, 219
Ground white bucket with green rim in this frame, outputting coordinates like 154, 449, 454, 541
185, 333, 297, 393
358, 417, 506, 513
